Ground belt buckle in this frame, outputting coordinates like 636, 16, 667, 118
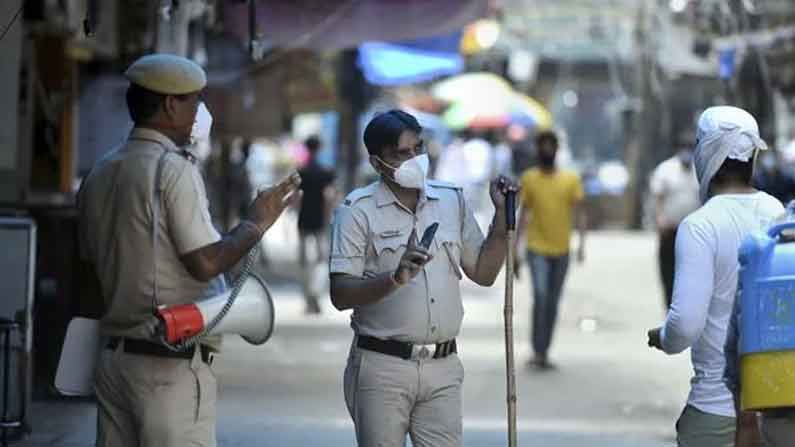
412, 344, 433, 360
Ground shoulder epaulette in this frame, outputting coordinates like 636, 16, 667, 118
178, 149, 198, 164
427, 179, 462, 191
159, 149, 197, 168
342, 183, 377, 206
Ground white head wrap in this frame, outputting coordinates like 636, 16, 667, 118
693, 106, 767, 203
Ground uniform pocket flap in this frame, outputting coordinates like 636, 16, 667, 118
372, 232, 406, 254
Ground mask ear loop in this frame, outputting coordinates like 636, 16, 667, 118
374, 156, 398, 181
375, 156, 399, 171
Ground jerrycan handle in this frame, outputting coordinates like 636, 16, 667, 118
767, 221, 795, 239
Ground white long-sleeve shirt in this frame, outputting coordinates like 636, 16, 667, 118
660, 191, 783, 417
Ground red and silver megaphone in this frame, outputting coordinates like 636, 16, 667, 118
157, 275, 275, 345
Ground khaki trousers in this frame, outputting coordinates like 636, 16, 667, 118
343, 342, 465, 447
95, 343, 217, 447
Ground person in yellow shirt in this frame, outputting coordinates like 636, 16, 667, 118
516, 130, 586, 370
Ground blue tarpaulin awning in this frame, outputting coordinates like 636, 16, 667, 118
358, 32, 464, 86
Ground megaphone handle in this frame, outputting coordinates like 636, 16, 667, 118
157, 304, 204, 345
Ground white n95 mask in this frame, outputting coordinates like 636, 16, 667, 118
378, 153, 429, 190
191, 102, 213, 145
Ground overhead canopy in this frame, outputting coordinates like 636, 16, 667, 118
431, 72, 514, 103
441, 92, 552, 130
358, 32, 464, 86
431, 72, 553, 130
223, 0, 487, 50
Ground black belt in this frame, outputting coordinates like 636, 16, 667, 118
106, 337, 213, 364
357, 335, 457, 360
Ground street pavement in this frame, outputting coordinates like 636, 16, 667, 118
20, 226, 692, 446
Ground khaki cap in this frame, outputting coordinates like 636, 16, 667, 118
124, 54, 206, 95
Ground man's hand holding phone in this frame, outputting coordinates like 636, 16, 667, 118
393, 224, 437, 286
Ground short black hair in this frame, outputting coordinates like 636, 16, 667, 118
363, 109, 422, 157
305, 135, 321, 153
126, 83, 165, 125
535, 129, 558, 148
711, 158, 754, 189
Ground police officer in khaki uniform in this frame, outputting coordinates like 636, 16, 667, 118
78, 54, 301, 447
329, 110, 517, 446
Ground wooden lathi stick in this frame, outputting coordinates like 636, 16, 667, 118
503, 188, 518, 447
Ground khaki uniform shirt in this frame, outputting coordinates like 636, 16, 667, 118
78, 128, 221, 342
329, 180, 485, 344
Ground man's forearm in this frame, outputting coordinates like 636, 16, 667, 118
180, 220, 263, 282
473, 210, 508, 286
330, 272, 400, 310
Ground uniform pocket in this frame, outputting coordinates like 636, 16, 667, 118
372, 231, 407, 273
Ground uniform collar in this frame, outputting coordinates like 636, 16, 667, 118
129, 127, 180, 152
129, 127, 197, 163
375, 180, 440, 208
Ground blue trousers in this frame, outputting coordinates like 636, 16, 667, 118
527, 250, 570, 357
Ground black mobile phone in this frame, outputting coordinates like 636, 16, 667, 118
419, 222, 439, 249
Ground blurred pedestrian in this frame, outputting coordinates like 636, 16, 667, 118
460, 130, 494, 213
649, 138, 700, 309
78, 54, 301, 447
647, 106, 783, 447
487, 129, 512, 180
506, 124, 534, 177
435, 136, 466, 183
516, 129, 586, 370
329, 109, 516, 447
297, 135, 336, 314
753, 148, 795, 205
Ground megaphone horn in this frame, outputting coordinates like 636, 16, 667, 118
157, 275, 275, 345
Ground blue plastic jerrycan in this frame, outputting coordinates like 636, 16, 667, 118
738, 220, 795, 410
